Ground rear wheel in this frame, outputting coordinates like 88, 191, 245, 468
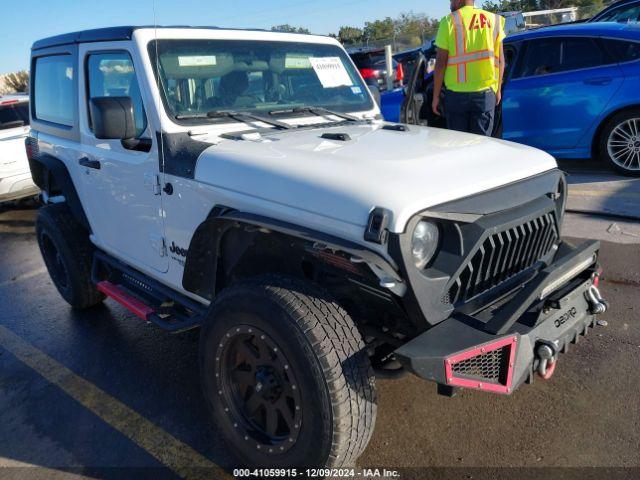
199, 275, 377, 468
598, 110, 640, 176
36, 203, 104, 309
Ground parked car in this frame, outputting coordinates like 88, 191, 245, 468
348, 47, 403, 91
29, 26, 608, 470
0, 94, 38, 202
590, 0, 640, 23
501, 23, 640, 175
400, 23, 640, 176
393, 41, 436, 85
379, 87, 406, 122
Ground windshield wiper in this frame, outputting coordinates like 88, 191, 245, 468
268, 106, 360, 122
176, 110, 292, 130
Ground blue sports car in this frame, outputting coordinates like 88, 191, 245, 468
398, 22, 640, 175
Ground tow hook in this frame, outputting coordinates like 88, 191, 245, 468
585, 285, 609, 315
536, 344, 557, 380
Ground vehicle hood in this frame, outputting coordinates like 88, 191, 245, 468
193, 122, 557, 233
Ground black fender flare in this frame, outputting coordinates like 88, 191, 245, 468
182, 207, 402, 299
30, 153, 91, 232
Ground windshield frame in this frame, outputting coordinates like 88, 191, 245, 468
147, 38, 374, 127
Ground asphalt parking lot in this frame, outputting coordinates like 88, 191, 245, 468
0, 164, 639, 480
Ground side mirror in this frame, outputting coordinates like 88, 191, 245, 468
89, 96, 136, 140
368, 84, 381, 106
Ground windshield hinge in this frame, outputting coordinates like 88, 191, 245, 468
144, 173, 162, 195
149, 234, 167, 257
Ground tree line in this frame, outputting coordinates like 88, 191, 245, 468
0, 71, 29, 95
271, 0, 606, 46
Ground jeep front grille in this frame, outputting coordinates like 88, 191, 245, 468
448, 212, 558, 304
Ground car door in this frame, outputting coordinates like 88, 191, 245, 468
502, 36, 623, 152
78, 45, 168, 273
399, 53, 445, 128
492, 42, 521, 138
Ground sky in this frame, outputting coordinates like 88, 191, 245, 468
0, 0, 450, 74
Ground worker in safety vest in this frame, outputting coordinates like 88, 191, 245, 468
432, 0, 505, 136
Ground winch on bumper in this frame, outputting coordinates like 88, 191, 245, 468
394, 239, 608, 394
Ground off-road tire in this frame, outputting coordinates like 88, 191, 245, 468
597, 109, 640, 177
199, 275, 377, 468
36, 203, 104, 309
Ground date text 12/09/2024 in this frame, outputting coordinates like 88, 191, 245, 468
233, 468, 401, 478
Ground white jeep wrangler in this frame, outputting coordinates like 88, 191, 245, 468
28, 26, 609, 469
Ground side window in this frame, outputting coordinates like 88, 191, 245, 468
503, 45, 517, 79
515, 37, 608, 78
86, 52, 146, 137
602, 39, 640, 63
34, 55, 76, 126
515, 38, 562, 78
558, 38, 608, 72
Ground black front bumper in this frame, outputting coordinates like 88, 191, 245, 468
395, 239, 603, 394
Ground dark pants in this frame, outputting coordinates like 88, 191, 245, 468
444, 89, 496, 136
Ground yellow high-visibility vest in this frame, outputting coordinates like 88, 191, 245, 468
434, 6, 505, 93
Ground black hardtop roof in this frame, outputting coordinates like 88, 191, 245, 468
31, 25, 299, 51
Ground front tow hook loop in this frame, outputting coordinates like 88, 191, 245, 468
585, 285, 608, 315
537, 344, 557, 379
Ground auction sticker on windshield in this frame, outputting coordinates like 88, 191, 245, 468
309, 57, 353, 88
178, 55, 217, 67
285, 54, 311, 69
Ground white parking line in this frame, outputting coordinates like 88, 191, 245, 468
0, 325, 229, 480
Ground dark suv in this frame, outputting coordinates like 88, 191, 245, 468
349, 47, 403, 91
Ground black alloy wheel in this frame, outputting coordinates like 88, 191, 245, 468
216, 326, 302, 454
199, 275, 377, 468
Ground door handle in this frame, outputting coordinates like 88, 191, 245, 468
79, 157, 101, 170
583, 77, 612, 86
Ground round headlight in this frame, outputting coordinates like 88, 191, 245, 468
411, 220, 439, 268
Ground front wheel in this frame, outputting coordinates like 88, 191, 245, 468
598, 110, 640, 176
199, 276, 377, 468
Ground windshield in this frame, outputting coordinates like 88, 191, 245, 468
596, 5, 640, 22
149, 39, 373, 124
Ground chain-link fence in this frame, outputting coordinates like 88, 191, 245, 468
344, 32, 434, 55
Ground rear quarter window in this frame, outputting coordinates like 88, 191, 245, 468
34, 55, 76, 126
350, 52, 386, 68
514, 37, 610, 78
602, 39, 640, 63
